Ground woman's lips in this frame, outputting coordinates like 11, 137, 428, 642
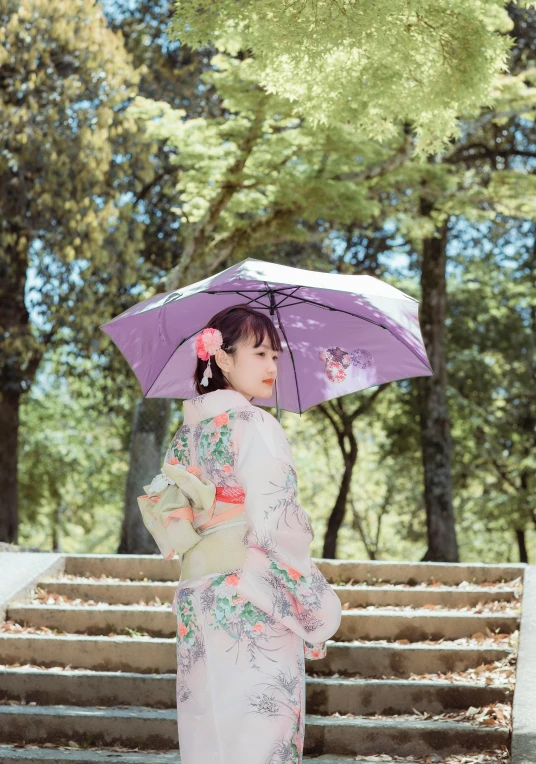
263, 379, 274, 385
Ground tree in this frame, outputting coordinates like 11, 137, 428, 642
128, 54, 417, 289
0, 0, 142, 542
445, 219, 536, 562
101, 0, 226, 554
377, 21, 536, 558
18, 350, 133, 553
316, 387, 390, 558
170, 0, 514, 156
126, 9, 534, 559
115, 1, 536, 559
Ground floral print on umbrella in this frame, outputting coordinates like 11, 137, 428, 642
318, 346, 372, 382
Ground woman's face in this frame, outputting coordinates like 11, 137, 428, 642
214, 333, 279, 401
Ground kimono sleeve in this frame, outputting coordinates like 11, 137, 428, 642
233, 412, 342, 648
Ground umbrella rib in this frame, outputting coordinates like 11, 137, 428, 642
242, 290, 304, 312
207, 283, 419, 304
170, 291, 397, 353
206, 286, 298, 293
234, 289, 275, 311
276, 293, 389, 328
206, 288, 389, 329
271, 290, 303, 416
268, 287, 302, 310
206, 287, 301, 311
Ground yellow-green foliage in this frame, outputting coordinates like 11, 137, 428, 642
0, 0, 140, 258
169, 0, 514, 155
128, 42, 536, 274
0, 0, 145, 370
18, 354, 134, 553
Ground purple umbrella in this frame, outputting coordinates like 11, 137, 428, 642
99, 257, 433, 418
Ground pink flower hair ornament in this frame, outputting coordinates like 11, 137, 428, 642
195, 327, 224, 387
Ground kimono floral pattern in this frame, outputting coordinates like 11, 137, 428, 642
303, 639, 327, 660
200, 570, 291, 671
248, 654, 305, 764
267, 557, 333, 633
197, 410, 238, 487
172, 565, 305, 764
165, 389, 341, 764
231, 407, 342, 648
166, 424, 191, 465
174, 585, 206, 703
171, 399, 340, 650
191, 408, 255, 490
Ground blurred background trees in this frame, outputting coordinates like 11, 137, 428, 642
1, 0, 534, 562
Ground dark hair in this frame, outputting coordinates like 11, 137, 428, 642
193, 304, 284, 395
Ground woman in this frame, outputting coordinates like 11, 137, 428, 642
141, 304, 342, 764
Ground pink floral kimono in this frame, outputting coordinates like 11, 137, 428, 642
148, 388, 342, 764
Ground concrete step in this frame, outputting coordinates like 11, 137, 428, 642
335, 584, 519, 608
36, 580, 177, 606
36, 578, 520, 608
0, 750, 505, 764
0, 634, 175, 674
0, 705, 509, 756
63, 555, 181, 582
306, 676, 512, 716
0, 746, 369, 764
6, 604, 172, 637
304, 714, 509, 756
338, 610, 519, 641
0, 633, 513, 676
0, 749, 182, 764
6, 602, 519, 641
0, 667, 512, 714
0, 553, 521, 762
321, 559, 524, 586
61, 554, 525, 586
311, 641, 514, 678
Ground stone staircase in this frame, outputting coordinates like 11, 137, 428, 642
0, 554, 525, 763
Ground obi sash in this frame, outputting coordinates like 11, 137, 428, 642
196, 484, 247, 535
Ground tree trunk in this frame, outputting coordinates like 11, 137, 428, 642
52, 503, 63, 552
322, 422, 358, 559
0, 389, 20, 543
117, 396, 173, 554
417, 197, 459, 562
0, 239, 42, 544
516, 528, 529, 564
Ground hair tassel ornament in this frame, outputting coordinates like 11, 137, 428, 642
195, 328, 224, 387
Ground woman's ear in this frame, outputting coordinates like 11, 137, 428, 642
214, 347, 229, 372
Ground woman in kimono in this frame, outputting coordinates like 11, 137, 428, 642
138, 304, 342, 764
